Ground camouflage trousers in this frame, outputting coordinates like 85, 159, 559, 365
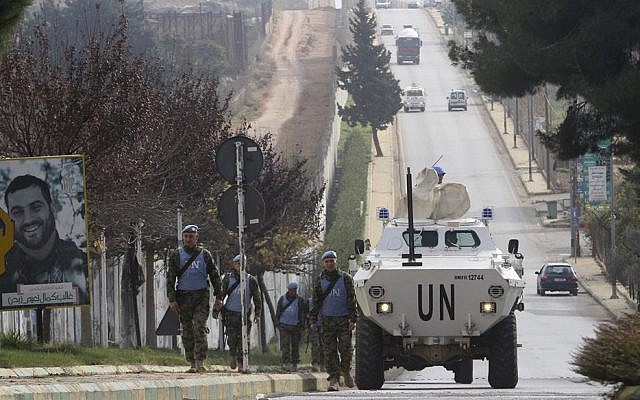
176, 289, 211, 362
278, 325, 302, 364
309, 328, 324, 365
223, 309, 252, 364
321, 316, 352, 381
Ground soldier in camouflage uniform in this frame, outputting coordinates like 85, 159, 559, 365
276, 282, 307, 371
309, 250, 357, 391
221, 254, 262, 372
307, 297, 324, 371
166, 224, 223, 373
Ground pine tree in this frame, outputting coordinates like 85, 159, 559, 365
336, 0, 402, 157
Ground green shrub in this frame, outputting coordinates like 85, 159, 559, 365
572, 313, 640, 386
0, 331, 35, 350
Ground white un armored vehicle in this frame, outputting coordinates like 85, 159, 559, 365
353, 168, 525, 390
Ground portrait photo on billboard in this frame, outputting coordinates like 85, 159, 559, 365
0, 155, 90, 309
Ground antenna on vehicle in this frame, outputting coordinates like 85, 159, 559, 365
431, 155, 443, 167
403, 168, 422, 266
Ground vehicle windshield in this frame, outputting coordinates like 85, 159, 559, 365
545, 265, 573, 275
450, 92, 465, 99
406, 90, 423, 97
402, 230, 438, 248
444, 230, 480, 248
397, 37, 419, 46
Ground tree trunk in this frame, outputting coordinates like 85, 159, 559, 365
145, 245, 156, 348
372, 127, 384, 157
257, 272, 277, 353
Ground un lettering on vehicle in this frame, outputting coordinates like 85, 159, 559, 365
417, 283, 454, 321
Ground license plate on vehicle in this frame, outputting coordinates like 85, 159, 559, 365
554, 278, 566, 282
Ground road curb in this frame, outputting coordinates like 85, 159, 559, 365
0, 371, 329, 400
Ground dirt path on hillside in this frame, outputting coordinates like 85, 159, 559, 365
251, 8, 337, 162
251, 10, 305, 143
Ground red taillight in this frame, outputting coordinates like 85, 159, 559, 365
540, 275, 549, 281
569, 275, 578, 282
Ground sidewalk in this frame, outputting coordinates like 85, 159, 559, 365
0, 364, 328, 399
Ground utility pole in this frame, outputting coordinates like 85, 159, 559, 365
503, 98, 508, 135
544, 87, 551, 189
528, 94, 533, 182
610, 149, 618, 299
513, 97, 519, 149
570, 159, 580, 259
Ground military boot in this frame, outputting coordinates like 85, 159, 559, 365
291, 363, 298, 372
195, 360, 206, 373
229, 358, 237, 370
342, 371, 355, 388
328, 377, 339, 391
187, 360, 197, 373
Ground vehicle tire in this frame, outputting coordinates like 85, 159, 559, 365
404, 106, 409, 112
448, 106, 452, 112
355, 317, 385, 390
464, 106, 467, 111
572, 290, 578, 296
540, 289, 546, 296
488, 313, 518, 389
536, 286, 540, 295
420, 107, 425, 112
454, 358, 473, 384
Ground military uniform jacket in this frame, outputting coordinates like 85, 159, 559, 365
276, 294, 308, 328
309, 269, 357, 324
166, 246, 222, 303
221, 272, 262, 316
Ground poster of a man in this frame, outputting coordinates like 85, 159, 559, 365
0, 156, 90, 309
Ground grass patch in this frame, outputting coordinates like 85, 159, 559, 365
231, 60, 275, 124
0, 331, 313, 368
323, 122, 372, 268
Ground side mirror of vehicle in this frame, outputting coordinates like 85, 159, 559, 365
355, 239, 365, 255
534, 271, 540, 275
420, 40, 423, 46
508, 239, 519, 254
446, 96, 449, 100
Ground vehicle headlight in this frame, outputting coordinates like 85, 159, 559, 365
376, 302, 393, 314
480, 302, 496, 313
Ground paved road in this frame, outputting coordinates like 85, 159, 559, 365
273, 7, 612, 399
270, 378, 607, 399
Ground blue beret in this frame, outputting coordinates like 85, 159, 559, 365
322, 250, 337, 260
433, 166, 446, 175
288, 282, 298, 290
182, 224, 199, 233
233, 254, 242, 263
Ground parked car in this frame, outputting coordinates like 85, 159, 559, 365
376, 0, 391, 8
407, 0, 423, 8
536, 262, 579, 296
381, 24, 395, 36
447, 89, 467, 111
